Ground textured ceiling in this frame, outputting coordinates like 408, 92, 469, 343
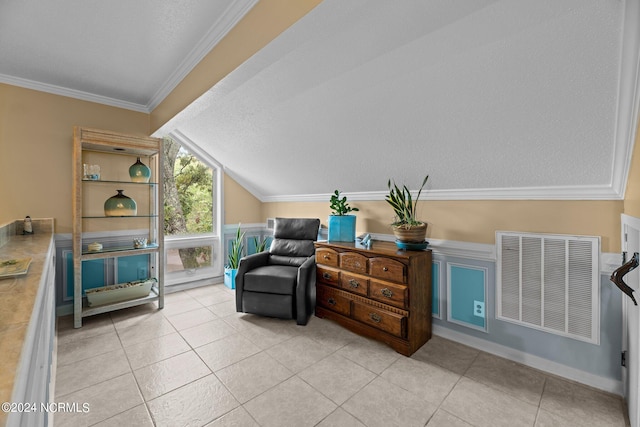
158, 0, 634, 201
1, 0, 636, 201
0, 0, 256, 111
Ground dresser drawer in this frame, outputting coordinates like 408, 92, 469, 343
339, 252, 368, 274
317, 266, 340, 287
316, 248, 339, 267
369, 280, 408, 309
352, 301, 406, 338
369, 257, 406, 283
317, 285, 351, 316
340, 272, 369, 297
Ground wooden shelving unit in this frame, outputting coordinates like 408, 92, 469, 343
72, 127, 164, 328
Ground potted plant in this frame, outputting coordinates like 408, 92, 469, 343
385, 175, 429, 246
252, 235, 269, 253
224, 224, 245, 289
328, 190, 359, 242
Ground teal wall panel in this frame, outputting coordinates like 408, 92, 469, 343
65, 253, 106, 298
448, 264, 486, 330
432, 262, 440, 317
117, 254, 150, 282
65, 253, 150, 298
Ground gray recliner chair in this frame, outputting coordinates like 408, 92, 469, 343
235, 218, 320, 325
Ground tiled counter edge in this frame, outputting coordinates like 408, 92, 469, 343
0, 219, 55, 427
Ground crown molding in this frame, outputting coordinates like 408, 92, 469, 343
260, 183, 622, 203
146, 0, 258, 112
0, 0, 258, 114
611, 0, 640, 199
0, 74, 149, 112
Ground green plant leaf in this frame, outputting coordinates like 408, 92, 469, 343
385, 175, 429, 225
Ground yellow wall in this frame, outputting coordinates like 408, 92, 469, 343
0, 84, 149, 233
0, 83, 265, 234
224, 174, 262, 225
624, 117, 640, 219
263, 199, 623, 253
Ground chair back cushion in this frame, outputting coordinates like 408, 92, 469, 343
269, 218, 320, 258
273, 218, 320, 240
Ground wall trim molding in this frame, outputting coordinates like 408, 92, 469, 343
611, 0, 640, 199
0, 74, 150, 112
221, 226, 619, 270
433, 324, 623, 396
259, 184, 623, 203
59, 229, 618, 274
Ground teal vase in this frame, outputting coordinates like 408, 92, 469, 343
129, 157, 151, 183
104, 190, 137, 216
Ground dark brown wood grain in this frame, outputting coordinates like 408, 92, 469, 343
314, 240, 431, 356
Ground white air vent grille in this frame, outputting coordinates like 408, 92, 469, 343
496, 232, 599, 344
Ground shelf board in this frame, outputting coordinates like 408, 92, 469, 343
82, 215, 158, 219
81, 244, 159, 259
82, 179, 157, 185
81, 285, 161, 317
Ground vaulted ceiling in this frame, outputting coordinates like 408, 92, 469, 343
2, 0, 639, 202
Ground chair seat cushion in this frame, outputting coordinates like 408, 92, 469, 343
243, 265, 298, 295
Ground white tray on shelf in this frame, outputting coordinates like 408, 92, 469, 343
86, 278, 156, 307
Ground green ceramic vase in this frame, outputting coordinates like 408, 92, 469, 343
104, 190, 137, 216
129, 157, 151, 183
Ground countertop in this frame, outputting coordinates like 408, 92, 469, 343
0, 220, 54, 425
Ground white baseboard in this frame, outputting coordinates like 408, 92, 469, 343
432, 324, 623, 396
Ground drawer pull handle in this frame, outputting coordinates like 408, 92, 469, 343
323, 272, 332, 280
349, 279, 359, 288
382, 267, 389, 272
323, 255, 330, 260
369, 313, 382, 323
381, 288, 394, 298
327, 298, 336, 306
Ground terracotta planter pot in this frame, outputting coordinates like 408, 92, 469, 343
391, 223, 427, 243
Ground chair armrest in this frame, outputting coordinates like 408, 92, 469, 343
297, 255, 316, 279
236, 252, 270, 311
237, 251, 270, 275
296, 255, 317, 325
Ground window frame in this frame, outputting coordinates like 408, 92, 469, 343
163, 131, 224, 286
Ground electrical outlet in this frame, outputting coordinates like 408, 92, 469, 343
474, 300, 485, 318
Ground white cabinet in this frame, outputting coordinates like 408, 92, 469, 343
7, 239, 56, 427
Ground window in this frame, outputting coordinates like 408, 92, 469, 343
163, 135, 222, 286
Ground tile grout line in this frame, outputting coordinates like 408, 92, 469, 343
110, 310, 159, 427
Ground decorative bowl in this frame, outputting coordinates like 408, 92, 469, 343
395, 240, 429, 251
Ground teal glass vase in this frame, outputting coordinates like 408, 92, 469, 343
104, 190, 137, 216
129, 157, 151, 183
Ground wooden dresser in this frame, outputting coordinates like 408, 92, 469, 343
314, 240, 432, 356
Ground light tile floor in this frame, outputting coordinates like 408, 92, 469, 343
54, 283, 629, 427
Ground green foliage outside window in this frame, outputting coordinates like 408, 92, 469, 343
174, 154, 213, 234
163, 137, 215, 269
